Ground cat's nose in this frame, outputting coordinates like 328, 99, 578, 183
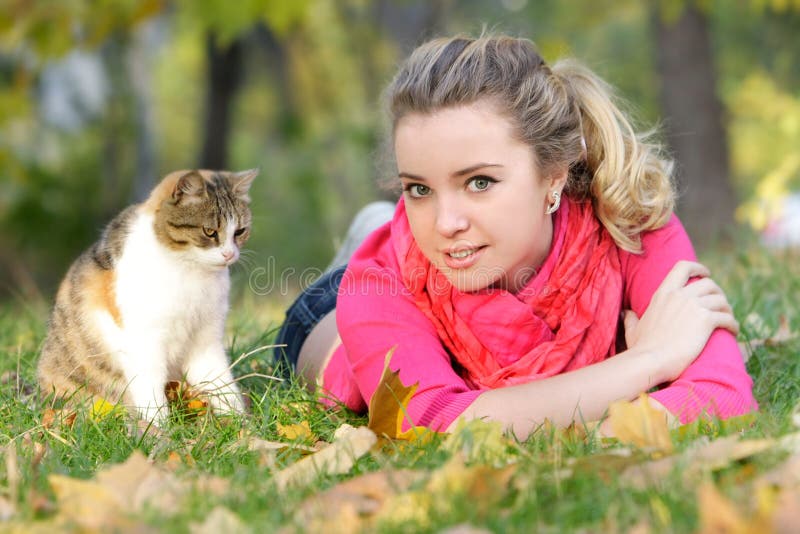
222, 249, 236, 262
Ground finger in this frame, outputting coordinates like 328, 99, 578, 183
658, 261, 711, 292
681, 277, 725, 298
697, 294, 733, 314
709, 311, 740, 336
623, 310, 639, 332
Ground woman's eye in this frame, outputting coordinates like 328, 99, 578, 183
405, 184, 431, 198
203, 227, 218, 239
467, 176, 495, 192
234, 227, 247, 237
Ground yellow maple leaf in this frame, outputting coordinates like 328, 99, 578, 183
608, 394, 673, 454
277, 420, 314, 442
367, 347, 434, 442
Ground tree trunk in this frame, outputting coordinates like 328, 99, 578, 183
199, 32, 243, 170
652, 3, 737, 249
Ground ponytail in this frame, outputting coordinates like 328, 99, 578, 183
553, 60, 675, 252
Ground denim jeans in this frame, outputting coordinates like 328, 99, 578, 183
273, 265, 347, 377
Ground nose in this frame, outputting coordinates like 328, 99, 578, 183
222, 249, 236, 262
434, 196, 469, 237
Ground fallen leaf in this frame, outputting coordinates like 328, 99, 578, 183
375, 455, 516, 529
368, 347, 435, 442
698, 480, 778, 534
294, 469, 422, 533
186, 398, 208, 416
274, 424, 377, 490
243, 436, 316, 454
697, 482, 746, 534
443, 418, 519, 467
190, 506, 248, 534
48, 450, 229, 530
165, 380, 210, 418
622, 435, 774, 489
608, 394, 673, 454
772, 486, 800, 533
90, 397, 125, 421
277, 420, 314, 442
165, 450, 196, 471
48, 474, 132, 530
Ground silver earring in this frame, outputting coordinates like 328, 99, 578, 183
545, 190, 561, 215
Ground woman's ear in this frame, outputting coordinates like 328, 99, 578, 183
548, 166, 569, 192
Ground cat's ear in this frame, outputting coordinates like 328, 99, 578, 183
173, 171, 206, 203
229, 169, 258, 200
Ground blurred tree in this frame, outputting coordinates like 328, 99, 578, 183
651, 0, 737, 248
199, 32, 244, 169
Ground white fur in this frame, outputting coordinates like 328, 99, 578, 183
100, 210, 244, 424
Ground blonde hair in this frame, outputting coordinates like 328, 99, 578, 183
386, 35, 675, 252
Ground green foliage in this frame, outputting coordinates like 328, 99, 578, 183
0, 0, 164, 57
0, 0, 799, 295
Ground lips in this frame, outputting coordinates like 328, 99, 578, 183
441, 245, 486, 270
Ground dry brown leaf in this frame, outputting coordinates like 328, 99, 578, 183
608, 394, 673, 454
41, 408, 76, 429
697, 482, 746, 534
164, 380, 209, 417
274, 424, 377, 491
277, 420, 314, 442
294, 469, 422, 533
189, 506, 248, 534
622, 435, 774, 489
48, 474, 132, 530
772, 486, 800, 533
759, 452, 800, 488
368, 347, 434, 442
697, 481, 775, 534
375, 455, 516, 529
48, 450, 229, 530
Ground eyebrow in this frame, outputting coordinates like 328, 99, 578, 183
398, 163, 502, 182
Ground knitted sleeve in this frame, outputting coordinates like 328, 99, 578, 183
620, 216, 758, 423
326, 223, 484, 430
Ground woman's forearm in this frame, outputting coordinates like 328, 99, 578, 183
450, 346, 662, 440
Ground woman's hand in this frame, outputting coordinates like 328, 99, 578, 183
623, 260, 739, 384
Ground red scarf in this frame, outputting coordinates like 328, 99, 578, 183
392, 196, 623, 388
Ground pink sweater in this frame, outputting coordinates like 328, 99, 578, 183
322, 210, 757, 429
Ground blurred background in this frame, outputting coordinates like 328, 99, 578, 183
1, 0, 799, 304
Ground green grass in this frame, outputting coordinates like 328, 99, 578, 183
1, 242, 799, 532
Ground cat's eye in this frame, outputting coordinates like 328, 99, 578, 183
203, 227, 218, 239
234, 227, 247, 237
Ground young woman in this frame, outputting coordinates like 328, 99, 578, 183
275, 35, 756, 439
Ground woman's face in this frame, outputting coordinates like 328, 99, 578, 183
395, 101, 565, 293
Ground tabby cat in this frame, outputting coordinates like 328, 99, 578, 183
38, 169, 257, 424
